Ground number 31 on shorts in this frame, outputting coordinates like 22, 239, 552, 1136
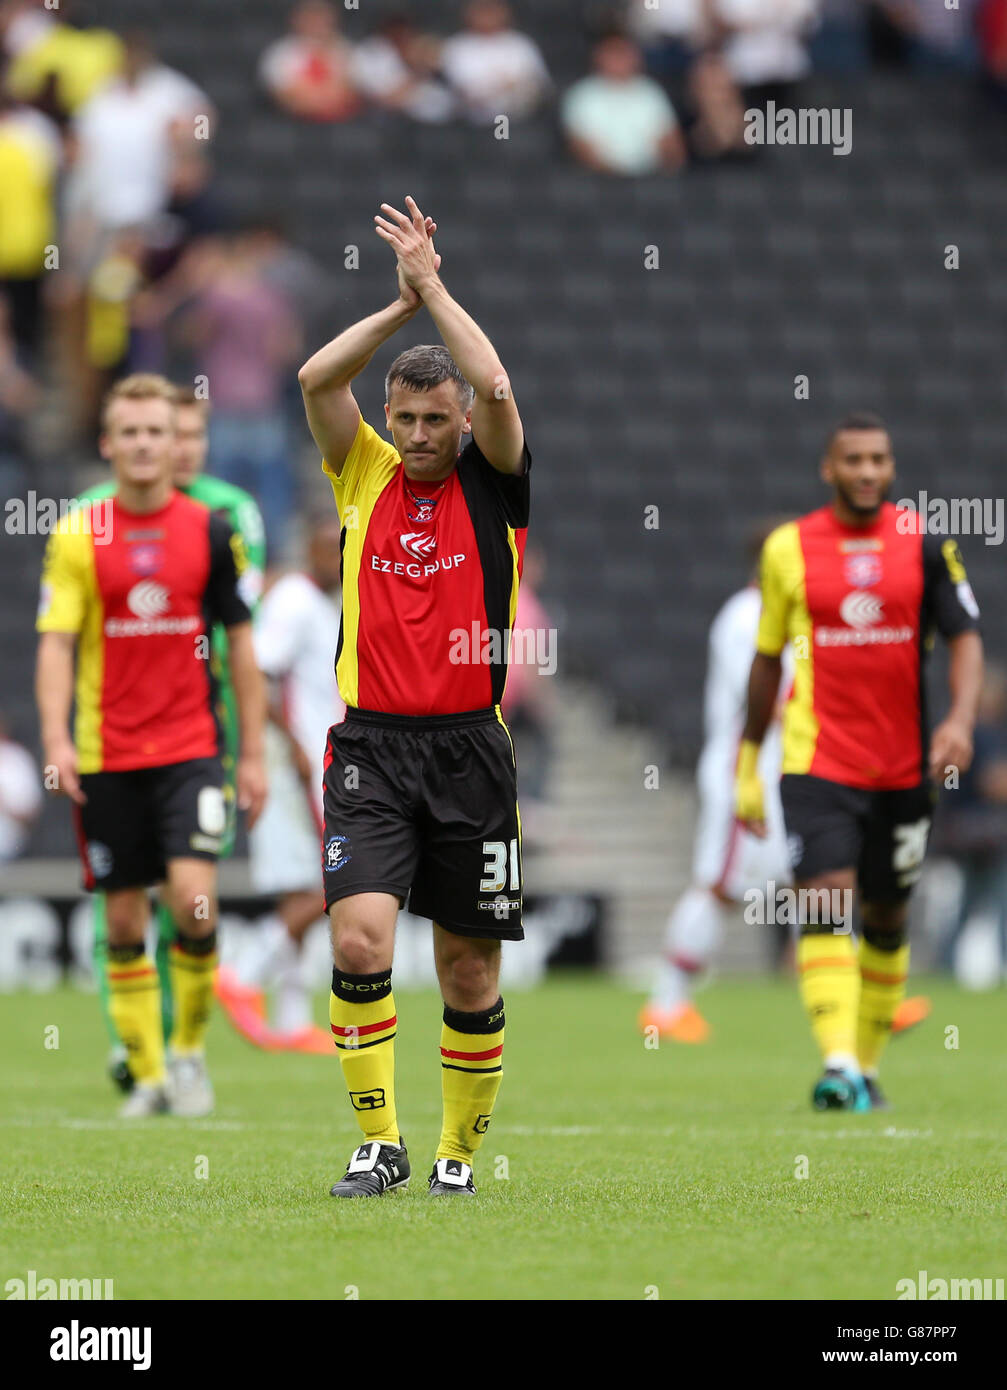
481, 838, 520, 893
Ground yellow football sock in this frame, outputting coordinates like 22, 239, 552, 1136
330, 968, 399, 1146
168, 930, 217, 1056
797, 931, 860, 1064
107, 945, 165, 1084
437, 998, 505, 1166
857, 934, 909, 1074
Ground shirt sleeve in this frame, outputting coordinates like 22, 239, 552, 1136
922, 534, 981, 638
756, 526, 791, 657
321, 416, 401, 521
205, 512, 252, 629
36, 527, 88, 634
461, 435, 532, 528
561, 80, 591, 137
233, 495, 267, 610
259, 39, 295, 93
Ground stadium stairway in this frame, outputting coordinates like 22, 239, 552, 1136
524, 679, 764, 976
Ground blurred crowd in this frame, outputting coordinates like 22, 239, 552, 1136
2, 0, 1002, 527
0, 0, 327, 558
256, 0, 1007, 175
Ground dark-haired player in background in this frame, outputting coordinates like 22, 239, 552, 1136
736, 413, 983, 1111
299, 196, 529, 1198
36, 375, 266, 1117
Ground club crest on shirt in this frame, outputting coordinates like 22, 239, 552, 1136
325, 835, 352, 872
843, 553, 882, 588
127, 543, 163, 576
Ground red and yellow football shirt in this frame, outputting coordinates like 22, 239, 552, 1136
757, 503, 980, 790
37, 492, 251, 773
323, 418, 531, 716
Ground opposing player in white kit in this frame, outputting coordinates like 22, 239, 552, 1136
640, 570, 793, 1042
216, 519, 345, 1052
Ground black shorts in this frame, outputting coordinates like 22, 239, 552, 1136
321, 707, 523, 941
75, 757, 226, 892
780, 774, 936, 904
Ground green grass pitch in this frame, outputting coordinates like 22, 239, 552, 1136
2, 976, 1005, 1300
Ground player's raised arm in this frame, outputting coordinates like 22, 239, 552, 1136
375, 196, 526, 476
299, 214, 440, 475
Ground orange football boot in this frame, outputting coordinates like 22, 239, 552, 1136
278, 1025, 334, 1056
891, 995, 931, 1036
637, 1001, 711, 1043
215, 966, 276, 1049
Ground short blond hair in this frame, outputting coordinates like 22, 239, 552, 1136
101, 374, 178, 429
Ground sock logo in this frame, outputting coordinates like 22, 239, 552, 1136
472, 1114, 491, 1134
349, 1088, 386, 1111
487, 1009, 505, 1027
339, 979, 391, 993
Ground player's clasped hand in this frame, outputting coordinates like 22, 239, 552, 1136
376, 195, 441, 299
734, 738, 767, 838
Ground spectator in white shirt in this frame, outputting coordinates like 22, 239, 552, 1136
66, 32, 212, 243
0, 714, 42, 864
260, 0, 362, 123
712, 0, 818, 106
562, 35, 687, 176
441, 0, 551, 124
352, 14, 455, 123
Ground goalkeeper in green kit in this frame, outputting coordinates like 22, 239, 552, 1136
76, 384, 266, 1094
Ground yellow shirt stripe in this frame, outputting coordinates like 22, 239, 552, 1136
322, 418, 401, 709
